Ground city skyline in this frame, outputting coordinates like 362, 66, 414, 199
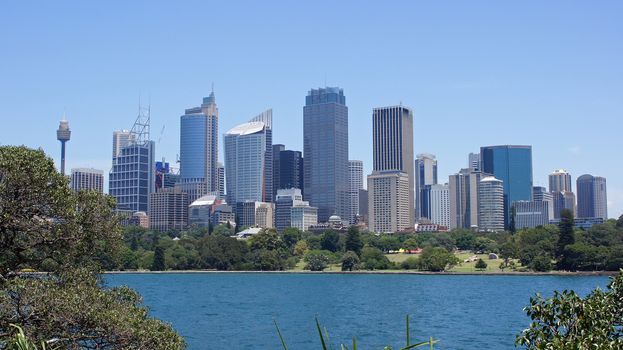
1, 1, 621, 218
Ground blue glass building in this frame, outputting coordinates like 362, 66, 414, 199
303, 87, 349, 222
480, 145, 533, 229
179, 92, 219, 201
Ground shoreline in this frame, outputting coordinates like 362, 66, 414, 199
103, 270, 618, 276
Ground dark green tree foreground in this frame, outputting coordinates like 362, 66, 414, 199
0, 146, 184, 349
517, 271, 623, 349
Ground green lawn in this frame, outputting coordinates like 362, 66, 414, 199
385, 252, 524, 273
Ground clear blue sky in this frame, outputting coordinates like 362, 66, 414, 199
1, 1, 621, 217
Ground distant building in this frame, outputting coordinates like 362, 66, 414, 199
109, 140, 155, 213
478, 176, 505, 232
576, 174, 608, 220
480, 145, 533, 229
224, 110, 273, 208
533, 186, 554, 221
415, 153, 438, 219
179, 92, 219, 203
217, 162, 225, 199
112, 130, 135, 158
358, 188, 368, 224
415, 223, 449, 232
129, 211, 149, 229
549, 169, 572, 193
553, 191, 576, 219
309, 215, 348, 234
236, 201, 274, 229
422, 184, 450, 228
149, 187, 188, 232
468, 152, 480, 172
449, 169, 487, 229
70, 168, 104, 193
273, 144, 304, 199
155, 161, 180, 192
303, 87, 349, 222
56, 118, 71, 175
514, 200, 550, 229
348, 160, 364, 224
188, 195, 233, 228
368, 105, 414, 233
550, 217, 604, 230
275, 188, 317, 232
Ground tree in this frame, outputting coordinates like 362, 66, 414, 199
320, 230, 340, 252
475, 258, 487, 270
341, 251, 360, 271
208, 221, 214, 235
305, 253, 329, 271
344, 226, 364, 255
151, 246, 166, 271
510, 204, 517, 234
516, 271, 623, 349
198, 235, 248, 270
360, 246, 392, 270
557, 209, 576, 270
617, 214, 623, 229
282, 227, 302, 250
293, 240, 309, 256
417, 247, 459, 272
530, 255, 552, 272
0, 146, 183, 349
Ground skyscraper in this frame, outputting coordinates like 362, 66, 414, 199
480, 145, 533, 229
149, 187, 188, 232
112, 130, 135, 158
70, 168, 104, 193
273, 145, 304, 196
275, 188, 317, 232
553, 191, 576, 219
348, 160, 364, 224
478, 176, 505, 232
514, 200, 550, 229
415, 153, 438, 219
216, 162, 225, 199
109, 108, 155, 214
56, 118, 71, 175
533, 186, 554, 220
449, 169, 487, 229
549, 169, 572, 193
179, 92, 219, 203
303, 87, 349, 222
576, 174, 608, 220
468, 152, 481, 172
422, 183, 450, 228
272, 144, 285, 199
368, 105, 414, 233
224, 110, 272, 207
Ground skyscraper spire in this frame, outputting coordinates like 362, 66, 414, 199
56, 117, 71, 175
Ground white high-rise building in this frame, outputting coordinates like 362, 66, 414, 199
70, 168, 104, 193
425, 184, 450, 228
549, 169, 572, 193
478, 176, 505, 232
275, 188, 317, 232
348, 160, 363, 224
367, 105, 414, 233
514, 200, 550, 229
112, 130, 135, 158
468, 152, 480, 171
415, 153, 438, 219
449, 169, 486, 229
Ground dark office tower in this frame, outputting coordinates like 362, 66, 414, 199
280, 150, 304, 191
303, 87, 349, 222
576, 174, 608, 220
553, 191, 576, 219
272, 144, 285, 198
480, 145, 533, 229
415, 153, 438, 220
179, 91, 219, 203
56, 118, 71, 175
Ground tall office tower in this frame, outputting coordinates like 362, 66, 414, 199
70, 168, 104, 193
179, 92, 219, 203
248, 109, 273, 202
272, 144, 285, 198
549, 169, 572, 193
236, 201, 274, 228
56, 118, 71, 175
449, 169, 487, 229
533, 186, 554, 220
303, 87, 349, 222
480, 145, 533, 229
348, 160, 364, 224
514, 200, 550, 229
109, 107, 155, 213
422, 183, 450, 228
468, 152, 481, 171
148, 187, 188, 232
216, 162, 225, 199
112, 130, 135, 158
576, 174, 608, 220
358, 189, 368, 224
275, 188, 317, 232
224, 110, 272, 208
415, 153, 438, 219
553, 191, 576, 218
367, 105, 414, 233
274, 147, 304, 194
478, 176, 505, 232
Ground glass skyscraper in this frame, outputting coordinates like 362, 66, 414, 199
224, 110, 272, 206
179, 92, 219, 202
480, 145, 533, 229
303, 87, 349, 222
109, 140, 155, 213
576, 174, 608, 220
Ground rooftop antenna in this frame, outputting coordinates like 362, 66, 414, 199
130, 95, 150, 144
